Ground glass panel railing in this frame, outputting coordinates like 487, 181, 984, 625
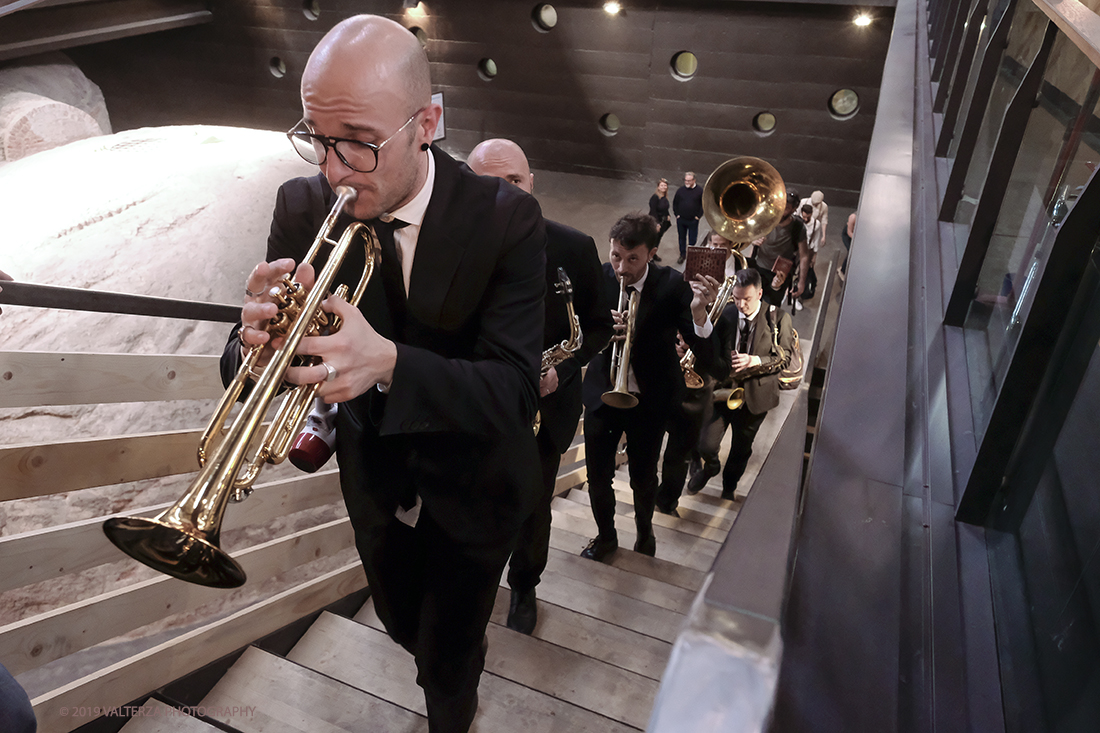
951, 1, 1049, 260
962, 29, 1100, 437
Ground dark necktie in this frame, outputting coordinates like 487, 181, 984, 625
373, 217, 410, 334
739, 318, 752, 354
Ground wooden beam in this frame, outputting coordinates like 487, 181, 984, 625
31, 563, 366, 733
1, 427, 206, 502
0, 518, 356, 676
0, 469, 342, 594
1033, 0, 1100, 70
0, 351, 223, 408
0, 422, 278, 501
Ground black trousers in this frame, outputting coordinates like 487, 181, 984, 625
346, 503, 512, 733
507, 428, 562, 593
656, 385, 712, 511
584, 397, 668, 540
697, 401, 768, 494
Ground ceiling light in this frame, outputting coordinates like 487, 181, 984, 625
854, 13, 872, 27
604, 1, 621, 15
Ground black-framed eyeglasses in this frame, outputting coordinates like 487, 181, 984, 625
286, 109, 423, 173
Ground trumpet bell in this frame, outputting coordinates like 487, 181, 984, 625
703, 157, 786, 245
601, 391, 639, 409
103, 516, 246, 588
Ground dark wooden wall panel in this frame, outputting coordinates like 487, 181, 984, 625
58, 0, 891, 206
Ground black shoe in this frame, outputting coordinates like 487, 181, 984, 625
653, 254, 662, 262
676, 255, 686, 265
721, 490, 735, 501
655, 504, 680, 518
506, 588, 538, 635
580, 535, 618, 562
685, 472, 709, 495
634, 532, 656, 557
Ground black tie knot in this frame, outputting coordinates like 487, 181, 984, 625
374, 217, 409, 238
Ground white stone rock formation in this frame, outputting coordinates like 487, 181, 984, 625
0, 52, 112, 162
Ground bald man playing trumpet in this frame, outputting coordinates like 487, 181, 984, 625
221, 16, 546, 732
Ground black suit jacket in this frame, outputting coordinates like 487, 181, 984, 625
582, 262, 717, 413
538, 220, 614, 454
713, 304, 795, 415
221, 147, 546, 546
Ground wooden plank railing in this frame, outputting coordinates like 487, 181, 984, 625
0, 352, 224, 407
1, 291, 593, 733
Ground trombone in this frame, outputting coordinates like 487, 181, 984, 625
103, 186, 379, 588
601, 277, 640, 408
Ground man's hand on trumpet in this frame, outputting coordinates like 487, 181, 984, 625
238, 257, 398, 404
289, 295, 398, 404
239, 257, 309, 368
608, 306, 629, 343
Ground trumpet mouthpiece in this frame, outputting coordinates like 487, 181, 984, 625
334, 185, 358, 203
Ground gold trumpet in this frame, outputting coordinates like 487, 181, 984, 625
103, 186, 379, 588
681, 156, 786, 390
601, 277, 640, 408
534, 268, 584, 435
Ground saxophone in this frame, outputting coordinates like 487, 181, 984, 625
713, 311, 790, 409
534, 268, 584, 435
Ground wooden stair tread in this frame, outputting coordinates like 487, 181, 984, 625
201, 646, 426, 732
537, 546, 696, 615
294, 610, 648, 731
549, 501, 719, 572
119, 698, 224, 732
548, 524, 707, 592
604, 483, 740, 526
488, 582, 674, 679
561, 490, 731, 541
499, 569, 685, 643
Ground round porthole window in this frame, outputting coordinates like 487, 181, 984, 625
829, 88, 860, 119
670, 51, 698, 81
753, 111, 776, 135
478, 58, 498, 81
408, 26, 428, 48
302, 0, 320, 20
269, 57, 287, 78
599, 113, 621, 136
532, 4, 557, 31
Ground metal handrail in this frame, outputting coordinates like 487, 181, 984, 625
0, 280, 239, 322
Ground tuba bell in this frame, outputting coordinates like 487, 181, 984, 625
702, 156, 787, 253
103, 186, 379, 588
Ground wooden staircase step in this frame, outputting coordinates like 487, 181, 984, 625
602, 483, 740, 525
562, 489, 731, 541
200, 645, 427, 732
296, 610, 646, 732
550, 500, 720, 572
119, 698, 224, 732
487, 587, 673, 680
548, 524, 707, 592
538, 546, 696, 615
501, 569, 685, 643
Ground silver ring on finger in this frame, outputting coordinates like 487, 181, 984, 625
323, 362, 337, 383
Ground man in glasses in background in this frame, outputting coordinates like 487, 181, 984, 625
222, 15, 546, 733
